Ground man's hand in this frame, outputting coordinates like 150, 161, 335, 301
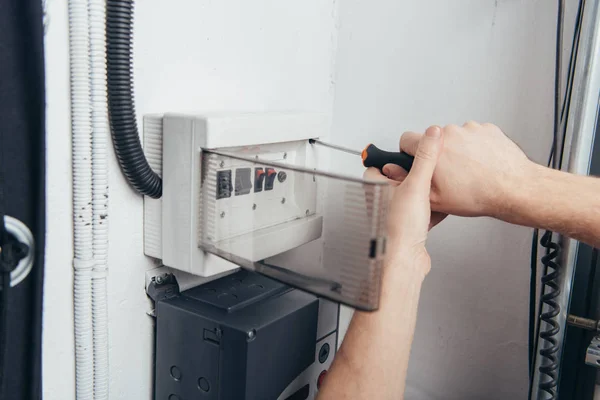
383, 122, 536, 218
365, 125, 445, 275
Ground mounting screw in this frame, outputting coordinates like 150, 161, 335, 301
219, 160, 225, 168
252, 204, 257, 210
283, 152, 287, 159
247, 329, 256, 341
281, 198, 286, 204
156, 275, 164, 284
220, 211, 225, 218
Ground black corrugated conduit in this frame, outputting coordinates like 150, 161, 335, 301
106, 0, 162, 198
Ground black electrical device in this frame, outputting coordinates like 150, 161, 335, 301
154, 270, 325, 400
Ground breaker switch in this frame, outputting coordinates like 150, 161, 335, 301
216, 170, 233, 199
254, 168, 265, 192
265, 168, 277, 191
317, 370, 327, 390
235, 168, 252, 196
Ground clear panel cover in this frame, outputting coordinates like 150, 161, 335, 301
198, 146, 390, 310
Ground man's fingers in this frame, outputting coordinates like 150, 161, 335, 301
382, 164, 408, 182
364, 166, 391, 182
363, 167, 400, 188
399, 132, 422, 155
362, 167, 398, 218
407, 126, 443, 189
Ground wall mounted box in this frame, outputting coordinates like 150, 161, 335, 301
143, 112, 390, 310
154, 269, 339, 400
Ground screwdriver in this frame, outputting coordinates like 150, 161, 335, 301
361, 144, 414, 173
309, 139, 414, 173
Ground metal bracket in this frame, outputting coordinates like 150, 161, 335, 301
146, 273, 180, 304
145, 265, 239, 294
568, 314, 600, 331
144, 266, 240, 316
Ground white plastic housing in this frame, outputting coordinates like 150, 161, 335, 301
143, 112, 329, 277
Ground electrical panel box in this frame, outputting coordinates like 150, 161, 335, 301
155, 269, 339, 400
143, 113, 327, 276
143, 112, 390, 310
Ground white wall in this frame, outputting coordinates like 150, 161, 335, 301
43, 1, 339, 398
331, 1, 570, 399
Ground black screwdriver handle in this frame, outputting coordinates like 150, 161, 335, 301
361, 144, 414, 172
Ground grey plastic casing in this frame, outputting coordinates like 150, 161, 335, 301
155, 269, 338, 400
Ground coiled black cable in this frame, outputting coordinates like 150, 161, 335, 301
529, 228, 539, 376
535, 0, 564, 392
527, 0, 580, 398
106, 0, 162, 198
538, 231, 562, 398
529, 1, 584, 390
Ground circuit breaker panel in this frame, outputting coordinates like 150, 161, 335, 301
155, 269, 338, 400
143, 112, 390, 310
199, 141, 320, 263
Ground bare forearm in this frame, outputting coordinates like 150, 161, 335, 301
319, 126, 441, 399
318, 259, 426, 400
496, 164, 600, 248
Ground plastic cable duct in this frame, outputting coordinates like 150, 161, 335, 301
89, 0, 110, 398
106, 0, 162, 198
68, 0, 95, 398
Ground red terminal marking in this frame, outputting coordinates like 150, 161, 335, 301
317, 370, 327, 389
266, 168, 277, 176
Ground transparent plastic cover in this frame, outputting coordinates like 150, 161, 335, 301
198, 146, 390, 310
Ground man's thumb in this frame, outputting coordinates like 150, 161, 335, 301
407, 126, 443, 187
